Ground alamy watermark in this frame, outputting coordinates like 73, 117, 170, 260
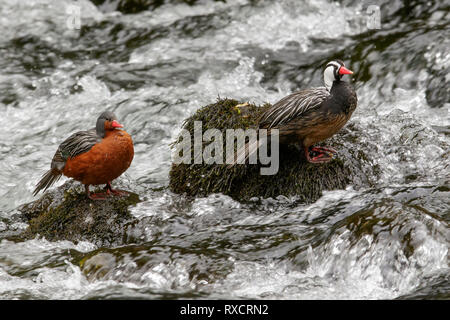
366, 5, 381, 30
66, 3, 81, 30
172, 121, 280, 176
63, 2, 381, 32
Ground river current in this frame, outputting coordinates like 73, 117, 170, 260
0, 0, 448, 299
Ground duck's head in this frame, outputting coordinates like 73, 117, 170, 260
323, 60, 353, 91
96, 111, 123, 137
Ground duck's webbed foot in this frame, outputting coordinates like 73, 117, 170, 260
105, 182, 129, 197
88, 193, 109, 200
311, 146, 337, 155
85, 185, 108, 200
304, 146, 337, 163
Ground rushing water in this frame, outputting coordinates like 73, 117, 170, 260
0, 0, 448, 299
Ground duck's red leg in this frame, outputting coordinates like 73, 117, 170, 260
86, 184, 108, 200
105, 182, 129, 197
311, 146, 337, 155
304, 146, 333, 163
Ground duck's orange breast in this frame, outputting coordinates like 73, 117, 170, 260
63, 130, 134, 185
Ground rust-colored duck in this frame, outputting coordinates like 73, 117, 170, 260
33, 111, 134, 200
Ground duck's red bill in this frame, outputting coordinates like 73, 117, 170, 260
111, 120, 124, 128
339, 66, 353, 75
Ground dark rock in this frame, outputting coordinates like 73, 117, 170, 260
425, 67, 449, 109
90, 0, 224, 14
169, 98, 377, 203
19, 181, 141, 246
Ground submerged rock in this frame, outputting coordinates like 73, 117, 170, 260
19, 181, 140, 246
169, 98, 377, 203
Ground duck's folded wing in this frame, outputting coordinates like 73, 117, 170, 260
259, 87, 329, 129
34, 129, 101, 195
51, 129, 100, 170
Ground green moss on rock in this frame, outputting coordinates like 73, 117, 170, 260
169, 98, 373, 203
19, 181, 140, 246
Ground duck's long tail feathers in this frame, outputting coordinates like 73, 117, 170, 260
226, 135, 267, 167
33, 169, 62, 196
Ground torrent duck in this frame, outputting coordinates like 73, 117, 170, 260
33, 111, 134, 200
229, 59, 357, 165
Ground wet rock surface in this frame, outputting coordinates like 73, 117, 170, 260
18, 181, 141, 247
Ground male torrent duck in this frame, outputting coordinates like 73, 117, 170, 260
33, 111, 134, 200
229, 60, 357, 165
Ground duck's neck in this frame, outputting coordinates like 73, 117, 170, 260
327, 79, 340, 92
103, 129, 119, 138
329, 81, 356, 115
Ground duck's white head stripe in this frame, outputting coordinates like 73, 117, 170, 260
324, 60, 345, 91
326, 61, 342, 70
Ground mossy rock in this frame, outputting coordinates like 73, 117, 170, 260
169, 98, 376, 203
19, 181, 141, 246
